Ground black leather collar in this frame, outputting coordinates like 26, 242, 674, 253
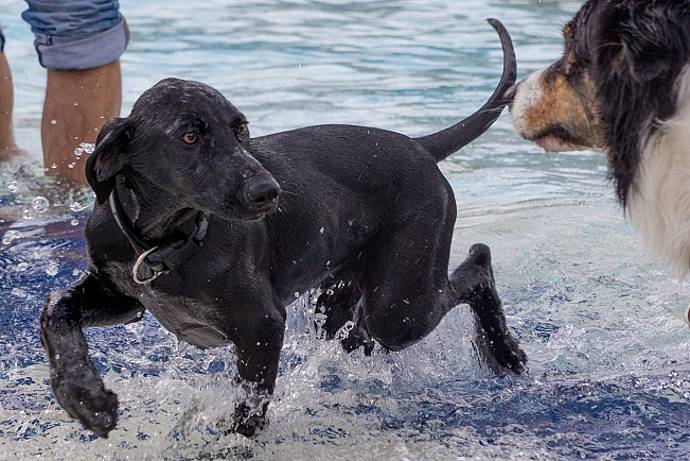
108, 176, 210, 285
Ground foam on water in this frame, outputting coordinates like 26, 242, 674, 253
1, 0, 690, 459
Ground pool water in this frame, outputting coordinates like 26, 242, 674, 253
1, 0, 690, 459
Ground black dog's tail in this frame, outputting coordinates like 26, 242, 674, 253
415, 18, 516, 162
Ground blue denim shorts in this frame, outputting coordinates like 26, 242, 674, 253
0, 0, 128, 70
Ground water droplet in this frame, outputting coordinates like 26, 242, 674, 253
69, 201, 88, 212
54, 354, 61, 360
50, 163, 57, 169
15, 262, 29, 272
67, 162, 76, 169
313, 312, 328, 340
73, 142, 94, 157
2, 230, 22, 245
294, 291, 300, 298
45, 260, 59, 277
70, 218, 79, 226
31, 196, 49, 213
319, 227, 325, 234
335, 320, 355, 340
11, 287, 27, 298
7, 180, 17, 192
50, 119, 57, 125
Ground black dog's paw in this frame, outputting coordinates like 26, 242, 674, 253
476, 330, 527, 375
491, 334, 528, 374
229, 402, 268, 438
52, 376, 119, 438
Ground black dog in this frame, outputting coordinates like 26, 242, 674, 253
41, 19, 525, 438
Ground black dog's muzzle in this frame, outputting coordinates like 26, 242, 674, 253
235, 173, 281, 216
245, 178, 280, 207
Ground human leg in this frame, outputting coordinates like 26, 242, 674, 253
22, 0, 128, 183
42, 62, 121, 183
0, 26, 18, 159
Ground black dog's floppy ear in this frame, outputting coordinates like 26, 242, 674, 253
85, 117, 133, 204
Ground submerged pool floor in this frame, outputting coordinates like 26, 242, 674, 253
2, 174, 689, 461
1, 0, 690, 459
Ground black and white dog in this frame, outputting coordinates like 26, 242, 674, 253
40, 20, 525, 439
510, 0, 690, 276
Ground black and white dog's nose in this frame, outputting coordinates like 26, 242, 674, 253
504, 83, 518, 101
245, 179, 280, 205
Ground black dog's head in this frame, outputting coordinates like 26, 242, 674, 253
509, 0, 690, 204
86, 78, 280, 221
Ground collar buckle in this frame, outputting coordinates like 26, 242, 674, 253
132, 246, 169, 285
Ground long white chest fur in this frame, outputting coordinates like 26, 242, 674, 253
628, 66, 690, 278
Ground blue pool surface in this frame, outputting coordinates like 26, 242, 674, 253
1, 0, 689, 459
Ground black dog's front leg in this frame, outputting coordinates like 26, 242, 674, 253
40, 273, 145, 438
228, 305, 286, 438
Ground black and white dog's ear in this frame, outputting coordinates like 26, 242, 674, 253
617, 37, 674, 84
601, 7, 687, 84
592, 3, 689, 205
85, 118, 134, 204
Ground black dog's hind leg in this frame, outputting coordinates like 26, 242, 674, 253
315, 276, 374, 354
40, 273, 145, 438
358, 190, 526, 374
450, 244, 526, 373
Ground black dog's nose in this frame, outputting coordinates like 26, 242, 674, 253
245, 179, 280, 205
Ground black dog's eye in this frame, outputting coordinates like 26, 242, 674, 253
235, 123, 249, 140
182, 132, 198, 144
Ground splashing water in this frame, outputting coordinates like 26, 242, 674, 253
73, 143, 95, 159
1, 1, 690, 460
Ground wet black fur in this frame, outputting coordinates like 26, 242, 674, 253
566, 0, 690, 205
39, 20, 526, 439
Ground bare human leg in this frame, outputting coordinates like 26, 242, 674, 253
42, 60, 121, 185
0, 52, 19, 160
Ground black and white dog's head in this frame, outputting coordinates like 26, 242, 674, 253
510, 0, 690, 275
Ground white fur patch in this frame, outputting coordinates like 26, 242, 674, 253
510, 69, 545, 137
628, 66, 690, 278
